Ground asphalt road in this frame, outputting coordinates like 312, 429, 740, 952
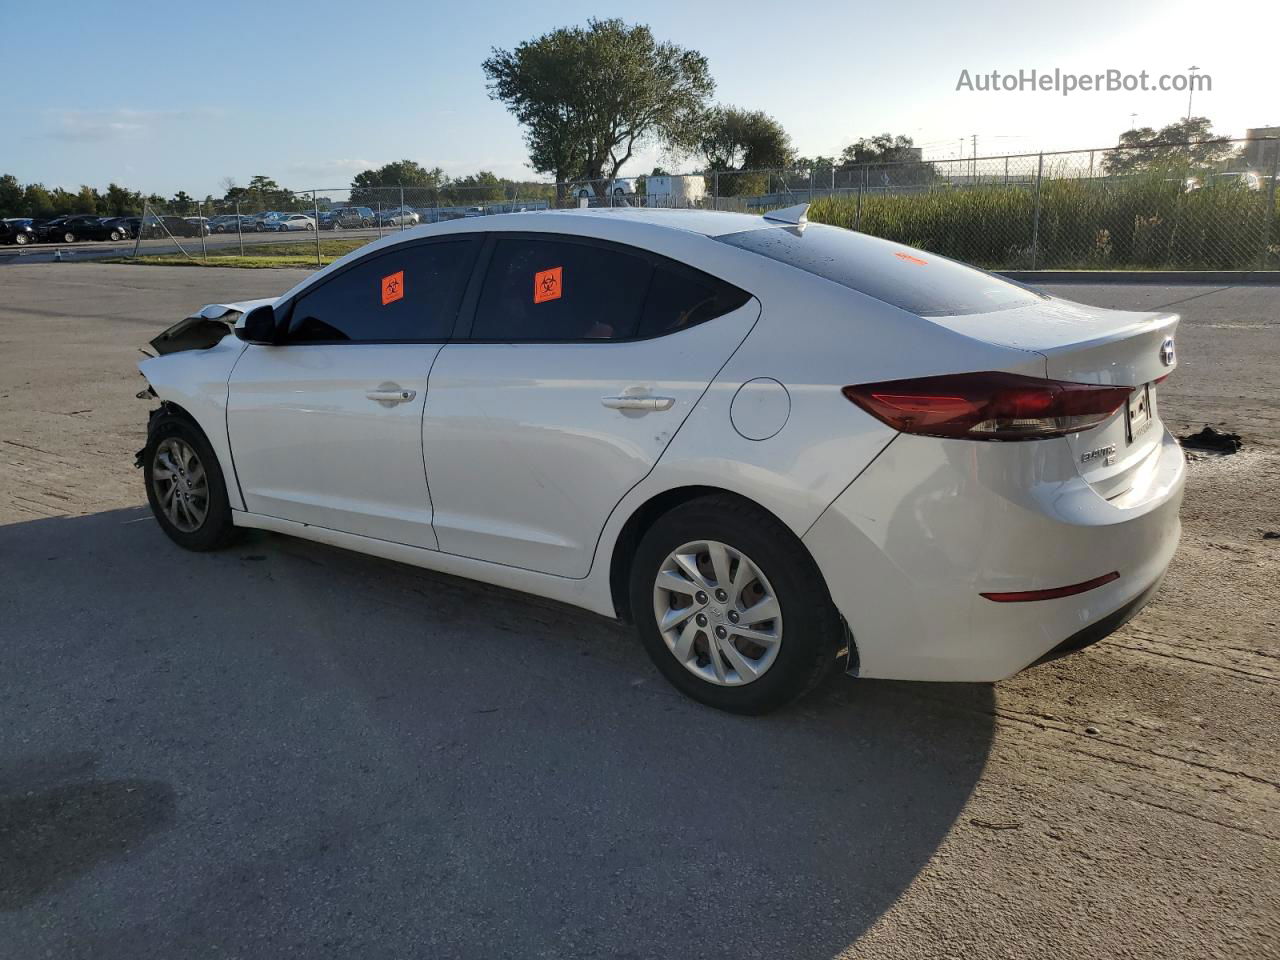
1, 265, 1276, 959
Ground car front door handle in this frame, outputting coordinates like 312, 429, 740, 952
601, 395, 675, 411
366, 387, 417, 404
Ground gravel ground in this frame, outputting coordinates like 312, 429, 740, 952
0, 264, 1276, 959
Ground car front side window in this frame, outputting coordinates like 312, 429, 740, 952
282, 238, 480, 344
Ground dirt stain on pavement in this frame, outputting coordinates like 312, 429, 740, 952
0, 753, 175, 910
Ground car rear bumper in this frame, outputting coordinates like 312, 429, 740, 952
803, 427, 1184, 682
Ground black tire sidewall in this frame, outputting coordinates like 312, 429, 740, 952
143, 414, 237, 551
630, 497, 842, 714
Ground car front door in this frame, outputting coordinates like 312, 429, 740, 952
226, 237, 481, 548
421, 233, 759, 578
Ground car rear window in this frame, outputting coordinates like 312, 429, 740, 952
717, 224, 1043, 317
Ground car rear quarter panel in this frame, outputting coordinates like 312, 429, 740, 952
587, 256, 1052, 591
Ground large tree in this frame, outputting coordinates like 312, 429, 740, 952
350, 160, 445, 206
1102, 117, 1232, 175
483, 18, 714, 200
0, 174, 22, 216
699, 107, 792, 171
838, 133, 934, 189
839, 133, 921, 166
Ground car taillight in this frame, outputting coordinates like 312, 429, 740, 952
842, 372, 1132, 441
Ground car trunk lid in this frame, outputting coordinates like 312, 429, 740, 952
926, 297, 1178, 498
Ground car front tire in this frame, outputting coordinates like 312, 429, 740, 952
629, 494, 846, 714
143, 411, 239, 552
15, 233, 28, 245
63, 231, 76, 243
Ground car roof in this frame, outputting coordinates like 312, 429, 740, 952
544, 207, 764, 238
274, 207, 782, 305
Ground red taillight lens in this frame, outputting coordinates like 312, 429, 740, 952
842, 372, 1132, 441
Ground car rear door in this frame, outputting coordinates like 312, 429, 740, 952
227, 237, 480, 548
421, 233, 759, 578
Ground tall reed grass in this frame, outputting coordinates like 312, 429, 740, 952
807, 168, 1278, 270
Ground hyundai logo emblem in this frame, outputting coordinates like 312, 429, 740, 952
1160, 337, 1176, 367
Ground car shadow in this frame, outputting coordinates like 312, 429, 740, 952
0, 508, 995, 959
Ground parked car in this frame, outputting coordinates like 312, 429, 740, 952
142, 216, 208, 239
573, 179, 635, 199
252, 212, 286, 232
261, 214, 316, 232
102, 216, 142, 239
135, 206, 1184, 714
372, 206, 421, 227
321, 207, 374, 230
33, 215, 128, 243
0, 219, 35, 246
1205, 171, 1262, 190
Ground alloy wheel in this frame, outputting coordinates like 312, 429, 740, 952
652, 539, 783, 686
152, 437, 209, 533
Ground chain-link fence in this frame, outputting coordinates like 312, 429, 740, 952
117, 136, 1277, 271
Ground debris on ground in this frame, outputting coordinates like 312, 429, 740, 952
1263, 531, 1280, 540
971, 818, 1022, 830
1178, 426, 1243, 454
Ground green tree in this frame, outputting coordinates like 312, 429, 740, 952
441, 171, 507, 205
24, 184, 53, 217
484, 18, 713, 200
0, 174, 22, 216
840, 134, 920, 166
697, 107, 792, 197
1102, 117, 1233, 175
350, 160, 445, 206
700, 107, 792, 171
838, 134, 934, 189
103, 182, 141, 216
48, 187, 78, 215
77, 185, 99, 214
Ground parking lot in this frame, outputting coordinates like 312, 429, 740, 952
1, 264, 1277, 958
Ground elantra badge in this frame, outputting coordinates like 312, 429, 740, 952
1081, 444, 1117, 466
1160, 337, 1176, 366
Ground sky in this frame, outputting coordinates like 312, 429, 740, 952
3, 0, 1277, 197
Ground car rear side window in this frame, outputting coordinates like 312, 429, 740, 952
717, 223, 1043, 317
638, 264, 751, 338
472, 237, 654, 341
284, 238, 480, 342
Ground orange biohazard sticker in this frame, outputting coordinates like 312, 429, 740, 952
894, 252, 928, 266
534, 266, 562, 304
381, 270, 405, 306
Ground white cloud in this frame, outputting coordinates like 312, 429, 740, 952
41, 107, 224, 142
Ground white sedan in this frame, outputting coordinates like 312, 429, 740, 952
136, 206, 1183, 713
262, 213, 316, 232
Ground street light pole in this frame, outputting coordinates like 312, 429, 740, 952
1185, 65, 1200, 121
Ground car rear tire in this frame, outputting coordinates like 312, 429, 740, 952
143, 412, 239, 552
109, 230, 123, 241
629, 494, 845, 714
15, 233, 28, 246
63, 231, 76, 243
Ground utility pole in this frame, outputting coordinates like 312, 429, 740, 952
1185, 65, 1199, 121
972, 134, 978, 181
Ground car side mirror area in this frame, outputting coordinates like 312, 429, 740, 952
235, 304, 281, 345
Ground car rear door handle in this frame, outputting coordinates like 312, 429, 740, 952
601, 395, 674, 411
366, 387, 416, 404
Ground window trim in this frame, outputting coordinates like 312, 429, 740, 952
272, 235, 483, 346
452, 231, 752, 345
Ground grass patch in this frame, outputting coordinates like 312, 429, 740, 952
106, 236, 372, 268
